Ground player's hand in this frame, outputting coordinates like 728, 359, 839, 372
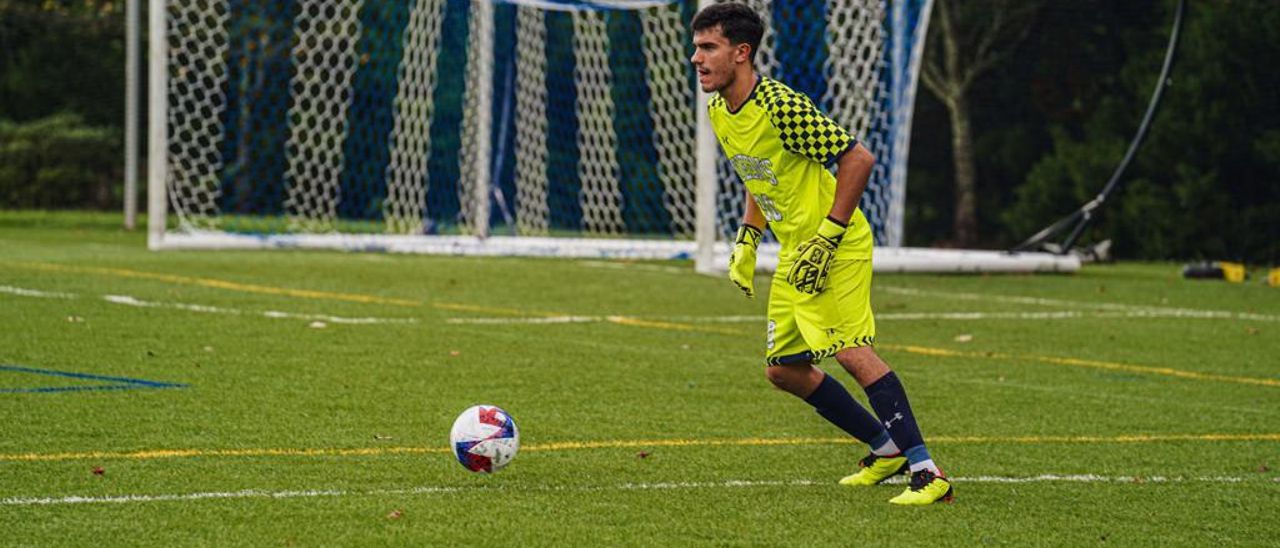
728, 224, 763, 298
786, 216, 846, 294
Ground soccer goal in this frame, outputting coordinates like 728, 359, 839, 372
146, 0, 1076, 273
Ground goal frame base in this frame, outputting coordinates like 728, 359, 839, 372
153, 233, 1080, 273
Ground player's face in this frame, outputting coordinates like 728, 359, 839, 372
691, 27, 746, 93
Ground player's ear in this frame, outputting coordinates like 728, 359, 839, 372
735, 42, 752, 64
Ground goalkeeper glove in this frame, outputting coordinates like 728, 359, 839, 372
728, 224, 763, 298
786, 216, 847, 294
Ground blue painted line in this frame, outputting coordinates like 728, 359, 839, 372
0, 364, 188, 394
0, 385, 143, 394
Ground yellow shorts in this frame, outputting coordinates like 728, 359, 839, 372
765, 259, 876, 366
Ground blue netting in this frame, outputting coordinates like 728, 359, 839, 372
608, 10, 673, 235
542, 10, 585, 233
217, 0, 297, 224
422, 0, 470, 234
770, 1, 827, 103
337, 1, 411, 222
487, 3, 519, 232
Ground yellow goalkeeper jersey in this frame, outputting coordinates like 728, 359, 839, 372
708, 75, 873, 260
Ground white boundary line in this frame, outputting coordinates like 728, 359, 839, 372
0, 285, 76, 299
3, 475, 1272, 507
102, 294, 417, 325
879, 286, 1280, 322
1, 285, 416, 325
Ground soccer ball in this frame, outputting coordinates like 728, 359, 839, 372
449, 405, 520, 473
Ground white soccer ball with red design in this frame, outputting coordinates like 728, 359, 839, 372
449, 405, 520, 473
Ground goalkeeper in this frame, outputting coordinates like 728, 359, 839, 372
692, 3, 952, 505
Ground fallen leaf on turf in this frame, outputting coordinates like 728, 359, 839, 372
92, 467, 104, 476
309, 321, 327, 329
636, 451, 651, 459
386, 510, 404, 520
449, 350, 461, 357
1246, 327, 1260, 335
67, 316, 84, 323
374, 434, 394, 441
954, 334, 973, 343
1259, 463, 1270, 473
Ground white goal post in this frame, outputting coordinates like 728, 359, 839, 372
146, 0, 1078, 273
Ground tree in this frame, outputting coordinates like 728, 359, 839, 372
920, 0, 1040, 247
0, 0, 125, 126
0, 0, 126, 210
1004, 0, 1280, 262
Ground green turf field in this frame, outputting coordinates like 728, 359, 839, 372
1, 211, 1277, 546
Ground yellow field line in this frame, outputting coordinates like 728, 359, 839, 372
605, 316, 742, 336
4, 433, 1276, 463
433, 302, 564, 317
880, 344, 1280, 388
8, 262, 740, 331
8, 261, 551, 318
12, 262, 422, 307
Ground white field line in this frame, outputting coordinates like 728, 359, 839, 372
447, 315, 605, 325
879, 286, 1280, 322
573, 263, 1276, 322
0, 285, 77, 299
102, 295, 417, 325
3, 475, 1272, 507
2, 285, 414, 325
103, 294, 230, 315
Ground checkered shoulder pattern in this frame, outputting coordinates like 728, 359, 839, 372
758, 77, 855, 165
708, 93, 726, 111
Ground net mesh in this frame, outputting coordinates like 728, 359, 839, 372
160, 0, 927, 249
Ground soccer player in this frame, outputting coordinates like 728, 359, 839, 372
690, 3, 952, 505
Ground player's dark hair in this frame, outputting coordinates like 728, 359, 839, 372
691, 2, 764, 65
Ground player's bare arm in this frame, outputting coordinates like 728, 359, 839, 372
827, 143, 875, 225
741, 187, 767, 230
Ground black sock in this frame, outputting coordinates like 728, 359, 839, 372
865, 371, 932, 465
804, 373, 889, 445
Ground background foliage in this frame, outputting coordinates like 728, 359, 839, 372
0, 0, 125, 210
908, 0, 1279, 261
1, 0, 1275, 261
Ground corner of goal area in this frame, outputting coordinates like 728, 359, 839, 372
0, 364, 189, 394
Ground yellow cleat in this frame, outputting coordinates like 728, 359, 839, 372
888, 469, 954, 505
839, 453, 909, 486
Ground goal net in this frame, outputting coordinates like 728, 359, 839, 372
149, 0, 1064, 272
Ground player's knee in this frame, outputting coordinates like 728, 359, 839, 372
765, 364, 820, 396
764, 366, 791, 389
836, 347, 891, 383
835, 347, 868, 368
765, 365, 811, 394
